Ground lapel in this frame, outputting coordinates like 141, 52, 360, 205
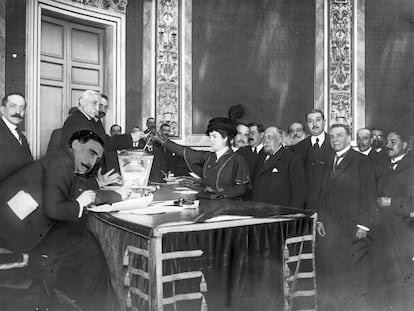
257, 147, 284, 176
391, 153, 413, 176
329, 148, 356, 179
0, 118, 23, 148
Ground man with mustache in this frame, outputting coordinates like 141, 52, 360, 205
231, 123, 250, 151
0, 93, 33, 183
0, 130, 129, 310
288, 122, 308, 146
60, 90, 144, 184
292, 109, 334, 209
356, 127, 388, 186
370, 130, 414, 309
317, 124, 376, 310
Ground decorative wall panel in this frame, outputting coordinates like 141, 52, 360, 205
155, 0, 180, 137
70, 0, 128, 13
328, 0, 353, 131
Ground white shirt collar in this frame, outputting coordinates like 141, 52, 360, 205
216, 147, 230, 160
311, 132, 325, 146
2, 116, 20, 142
252, 143, 263, 153
336, 145, 351, 158
391, 153, 406, 164
231, 146, 239, 152
360, 147, 372, 156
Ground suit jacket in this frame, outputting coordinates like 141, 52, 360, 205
0, 148, 121, 253
292, 133, 334, 209
237, 146, 265, 180
320, 148, 377, 230
60, 109, 133, 173
367, 148, 388, 188
0, 118, 33, 183
252, 147, 306, 208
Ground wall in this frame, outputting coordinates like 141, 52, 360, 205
5, 0, 25, 96
125, 0, 143, 132
365, 0, 414, 135
191, 0, 315, 132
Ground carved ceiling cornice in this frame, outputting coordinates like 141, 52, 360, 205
70, 0, 127, 14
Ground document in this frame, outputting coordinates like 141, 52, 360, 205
87, 194, 153, 213
7, 190, 39, 220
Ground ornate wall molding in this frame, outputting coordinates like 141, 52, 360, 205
328, 0, 353, 131
70, 0, 128, 14
155, 0, 180, 137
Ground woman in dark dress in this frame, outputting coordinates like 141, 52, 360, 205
152, 117, 250, 199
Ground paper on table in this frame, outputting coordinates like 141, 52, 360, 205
204, 215, 253, 223
117, 205, 184, 215
172, 190, 198, 195
87, 194, 153, 213
7, 190, 39, 220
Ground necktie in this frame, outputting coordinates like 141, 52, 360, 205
333, 154, 343, 171
313, 138, 319, 149
253, 147, 257, 154
15, 127, 23, 145
389, 159, 401, 170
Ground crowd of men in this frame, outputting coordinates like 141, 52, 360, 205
0, 89, 413, 310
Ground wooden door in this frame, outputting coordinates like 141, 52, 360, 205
40, 16, 104, 156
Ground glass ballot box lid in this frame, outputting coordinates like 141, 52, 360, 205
117, 149, 154, 188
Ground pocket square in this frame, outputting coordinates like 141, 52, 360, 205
272, 168, 279, 173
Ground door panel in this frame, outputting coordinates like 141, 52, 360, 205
39, 15, 105, 156
39, 85, 64, 154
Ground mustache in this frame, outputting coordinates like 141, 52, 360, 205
11, 113, 23, 119
82, 163, 91, 171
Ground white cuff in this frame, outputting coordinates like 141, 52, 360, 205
75, 200, 85, 218
357, 224, 370, 232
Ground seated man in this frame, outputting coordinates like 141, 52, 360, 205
0, 130, 129, 311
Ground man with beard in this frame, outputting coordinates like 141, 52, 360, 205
252, 127, 306, 208
288, 122, 308, 146
356, 128, 388, 187
370, 130, 414, 309
292, 109, 334, 209
0, 93, 33, 183
144, 117, 156, 134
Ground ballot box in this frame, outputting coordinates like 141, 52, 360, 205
118, 150, 154, 188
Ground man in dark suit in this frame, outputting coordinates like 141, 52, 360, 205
292, 109, 334, 210
0, 130, 127, 310
356, 128, 388, 187
60, 90, 143, 184
317, 124, 377, 311
0, 92, 33, 183
251, 127, 306, 208
370, 130, 414, 309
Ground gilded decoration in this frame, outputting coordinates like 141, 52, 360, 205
70, 0, 127, 13
329, 0, 353, 130
156, 0, 180, 137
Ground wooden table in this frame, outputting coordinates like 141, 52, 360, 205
88, 185, 317, 311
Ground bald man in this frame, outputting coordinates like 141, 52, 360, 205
251, 127, 306, 208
